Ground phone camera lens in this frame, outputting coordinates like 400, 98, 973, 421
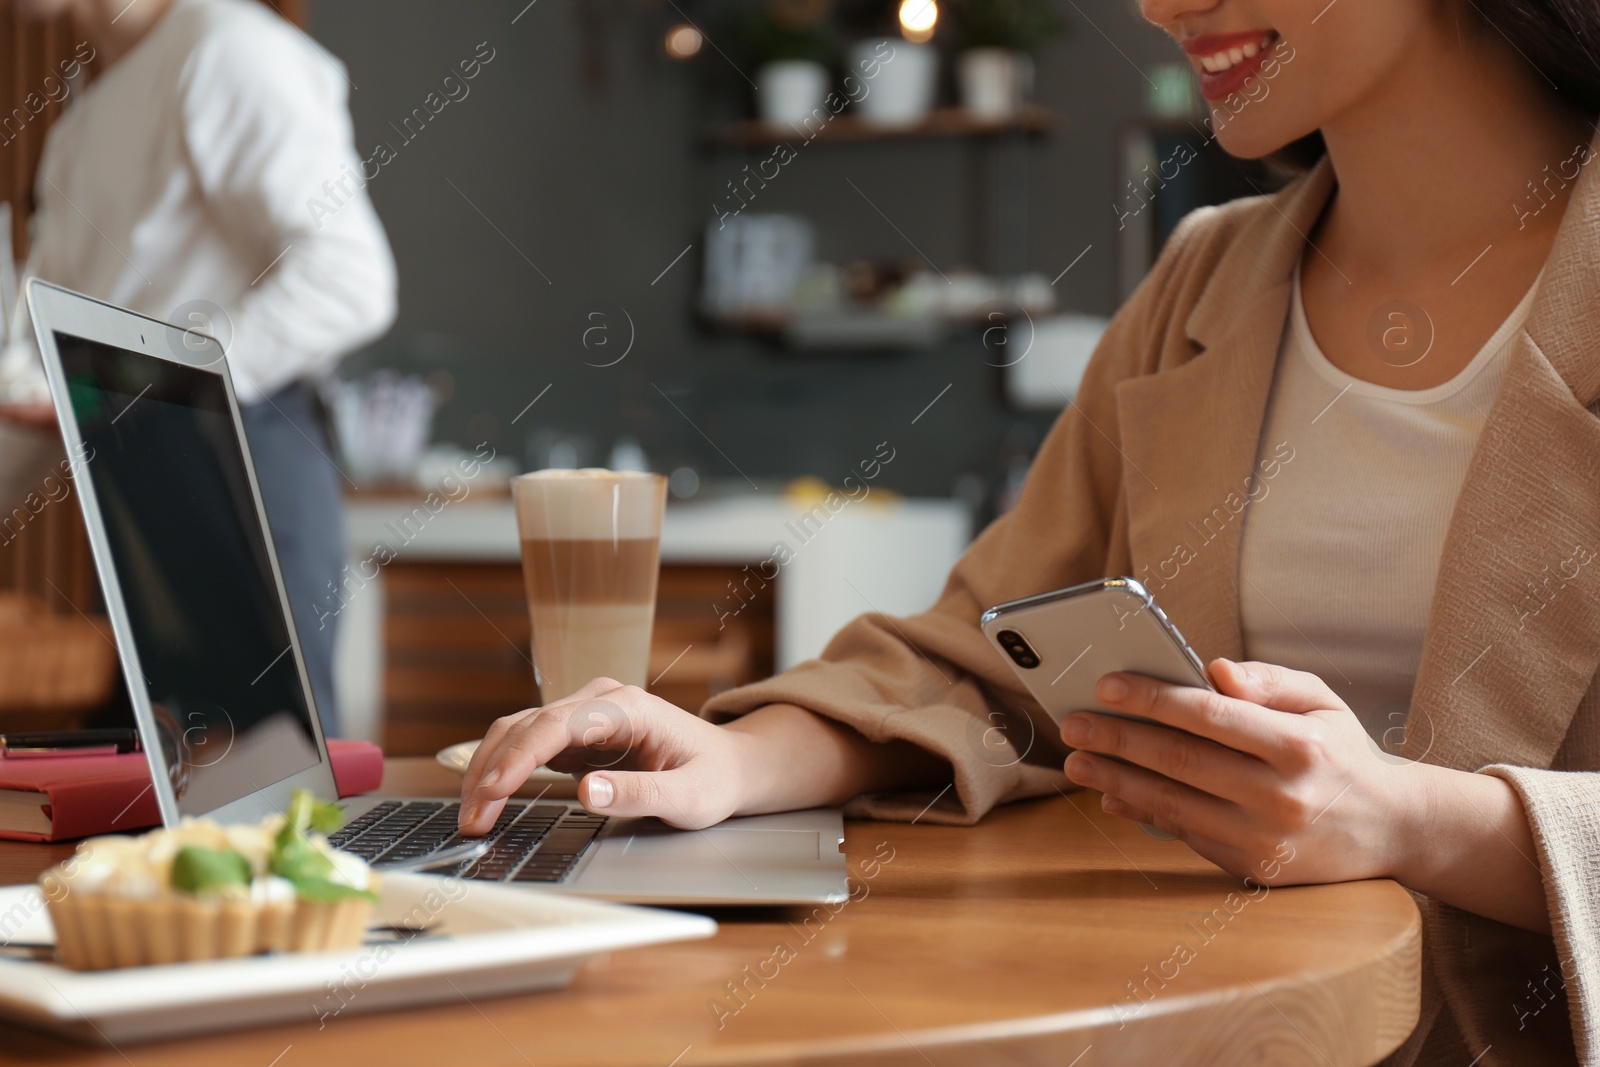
996, 629, 1040, 670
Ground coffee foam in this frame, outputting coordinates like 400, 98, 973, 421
511, 468, 665, 540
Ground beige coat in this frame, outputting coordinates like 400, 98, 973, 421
703, 151, 1600, 1065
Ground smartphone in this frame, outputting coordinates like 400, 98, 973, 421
981, 577, 1213, 838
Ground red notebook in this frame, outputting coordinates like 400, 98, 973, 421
0, 738, 385, 843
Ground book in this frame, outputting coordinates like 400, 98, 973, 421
0, 738, 385, 843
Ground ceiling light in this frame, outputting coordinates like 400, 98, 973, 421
665, 24, 703, 59
899, 0, 937, 43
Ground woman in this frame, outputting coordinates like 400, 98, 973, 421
462, 1, 1600, 1061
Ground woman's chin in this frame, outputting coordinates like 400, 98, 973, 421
1211, 122, 1313, 164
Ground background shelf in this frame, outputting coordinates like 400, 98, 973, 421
704, 104, 1055, 149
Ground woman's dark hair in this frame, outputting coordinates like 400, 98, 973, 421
1269, 0, 1600, 172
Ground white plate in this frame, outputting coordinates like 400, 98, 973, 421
0, 872, 714, 1044
435, 739, 573, 787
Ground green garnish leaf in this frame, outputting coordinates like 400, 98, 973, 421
171, 845, 251, 894
286, 876, 378, 903
270, 788, 369, 903
308, 798, 344, 835
279, 788, 344, 839
275, 793, 306, 853
270, 835, 336, 883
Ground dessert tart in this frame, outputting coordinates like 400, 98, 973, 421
40, 790, 379, 970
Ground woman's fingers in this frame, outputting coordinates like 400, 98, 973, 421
459, 690, 642, 835
484, 696, 637, 798
1061, 710, 1270, 806
1099, 792, 1287, 885
1089, 670, 1306, 763
1065, 750, 1243, 844
578, 764, 728, 829
545, 749, 614, 775
458, 703, 588, 834
460, 676, 624, 796
455, 680, 743, 836
1211, 658, 1348, 715
1100, 793, 1155, 823
460, 706, 540, 793
1100, 792, 1210, 847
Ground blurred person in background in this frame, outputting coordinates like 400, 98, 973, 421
0, 0, 397, 734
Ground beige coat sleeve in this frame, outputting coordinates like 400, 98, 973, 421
1481, 765, 1600, 1061
700, 210, 1215, 825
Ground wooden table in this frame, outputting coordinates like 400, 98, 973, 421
0, 758, 1421, 1066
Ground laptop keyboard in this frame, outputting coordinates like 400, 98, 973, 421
327, 800, 609, 883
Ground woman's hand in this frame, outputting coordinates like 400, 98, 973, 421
457, 678, 950, 837
1059, 658, 1417, 887
458, 677, 753, 834
1060, 658, 1551, 932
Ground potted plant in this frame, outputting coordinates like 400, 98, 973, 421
949, 0, 1065, 118
836, 0, 941, 127
731, 1, 840, 127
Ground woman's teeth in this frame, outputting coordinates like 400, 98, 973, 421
1198, 34, 1275, 74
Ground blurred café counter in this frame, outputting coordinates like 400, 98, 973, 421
334, 484, 969, 753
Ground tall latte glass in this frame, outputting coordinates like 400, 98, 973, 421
511, 469, 667, 703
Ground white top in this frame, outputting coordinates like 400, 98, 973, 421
7, 0, 395, 405
1237, 262, 1538, 747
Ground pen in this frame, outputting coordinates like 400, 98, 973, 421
0, 728, 142, 758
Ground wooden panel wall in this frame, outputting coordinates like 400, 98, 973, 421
2, 8, 72, 263
2, 8, 93, 613
0, 492, 99, 611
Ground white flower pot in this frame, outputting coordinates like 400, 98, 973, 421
958, 48, 1033, 119
757, 60, 830, 127
849, 39, 937, 127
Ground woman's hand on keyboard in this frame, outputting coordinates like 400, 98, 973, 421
457, 679, 949, 836
457, 678, 749, 834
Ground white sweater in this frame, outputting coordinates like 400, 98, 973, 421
13, 0, 395, 405
1238, 263, 1539, 746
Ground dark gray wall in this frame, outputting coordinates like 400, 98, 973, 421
308, 0, 1178, 500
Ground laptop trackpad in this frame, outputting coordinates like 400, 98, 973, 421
574, 818, 827, 902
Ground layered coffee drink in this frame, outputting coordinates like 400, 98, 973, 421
511, 469, 666, 703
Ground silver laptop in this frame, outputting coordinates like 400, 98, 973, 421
27, 279, 847, 906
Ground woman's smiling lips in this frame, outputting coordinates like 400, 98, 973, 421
1182, 29, 1280, 102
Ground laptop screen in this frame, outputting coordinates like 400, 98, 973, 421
55, 331, 322, 816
